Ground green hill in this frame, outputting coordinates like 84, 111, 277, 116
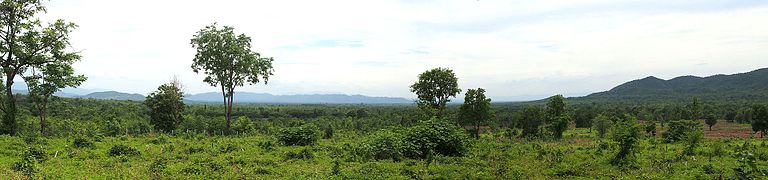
571, 68, 768, 104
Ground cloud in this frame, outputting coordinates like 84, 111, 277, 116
34, 0, 768, 100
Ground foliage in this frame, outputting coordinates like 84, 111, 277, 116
72, 136, 94, 148
277, 124, 319, 146
644, 122, 656, 136
145, 81, 185, 133
610, 115, 640, 166
516, 106, 545, 137
704, 113, 717, 131
323, 125, 334, 139
410, 67, 461, 117
459, 88, 492, 138
0, 0, 82, 136
402, 117, 469, 159
363, 129, 405, 161
545, 95, 569, 139
662, 120, 701, 143
731, 142, 767, 178
108, 144, 141, 157
574, 104, 599, 128
751, 104, 768, 138
547, 115, 570, 139
592, 114, 612, 138
190, 23, 274, 133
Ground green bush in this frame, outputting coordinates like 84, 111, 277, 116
72, 137, 94, 148
610, 115, 640, 166
402, 117, 470, 159
108, 144, 141, 157
593, 114, 612, 138
364, 129, 405, 161
662, 120, 701, 143
284, 148, 314, 160
277, 124, 319, 146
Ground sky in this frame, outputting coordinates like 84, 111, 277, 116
34, 0, 768, 101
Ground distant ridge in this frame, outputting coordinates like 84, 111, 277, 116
572, 68, 768, 103
48, 90, 412, 104
80, 91, 146, 101
185, 92, 412, 104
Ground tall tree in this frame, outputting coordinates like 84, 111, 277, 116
0, 0, 80, 135
23, 56, 86, 135
545, 94, 569, 138
459, 88, 492, 139
190, 23, 274, 133
145, 79, 185, 133
410, 67, 460, 117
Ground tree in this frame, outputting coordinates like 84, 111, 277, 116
751, 105, 768, 138
705, 113, 717, 131
459, 88, 492, 139
574, 103, 598, 128
23, 55, 86, 135
144, 80, 185, 133
190, 23, 274, 133
0, 0, 80, 135
611, 115, 640, 166
593, 114, 612, 138
545, 95, 569, 139
687, 97, 702, 120
516, 106, 545, 138
410, 67, 460, 117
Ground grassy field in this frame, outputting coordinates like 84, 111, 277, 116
1, 120, 766, 179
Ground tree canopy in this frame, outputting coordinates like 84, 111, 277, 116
190, 23, 274, 133
410, 67, 460, 117
0, 0, 82, 135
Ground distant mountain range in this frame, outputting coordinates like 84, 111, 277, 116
572, 68, 768, 103
184, 92, 412, 104
43, 90, 414, 104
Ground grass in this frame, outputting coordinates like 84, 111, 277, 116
0, 126, 766, 179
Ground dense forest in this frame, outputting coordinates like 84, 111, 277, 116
1, 0, 767, 179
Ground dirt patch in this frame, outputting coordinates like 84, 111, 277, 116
701, 120, 758, 139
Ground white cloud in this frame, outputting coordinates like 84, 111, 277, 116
36, 0, 768, 101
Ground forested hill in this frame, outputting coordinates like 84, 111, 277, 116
571, 68, 768, 104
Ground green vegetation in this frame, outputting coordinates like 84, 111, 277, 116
190, 23, 275, 133
0, 1, 767, 179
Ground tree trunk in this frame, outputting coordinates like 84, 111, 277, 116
39, 99, 47, 135
2, 75, 16, 136
226, 94, 233, 134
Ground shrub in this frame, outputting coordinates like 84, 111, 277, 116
662, 120, 700, 143
402, 117, 470, 159
323, 125, 334, 139
682, 126, 703, 156
13, 147, 47, 178
364, 129, 405, 161
277, 124, 319, 146
73, 137, 94, 148
593, 114, 612, 138
258, 140, 276, 151
231, 116, 254, 134
610, 115, 640, 166
284, 148, 314, 160
644, 122, 656, 136
108, 145, 141, 157
516, 106, 545, 138
144, 82, 185, 133
547, 115, 570, 139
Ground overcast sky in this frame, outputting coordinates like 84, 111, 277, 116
36, 0, 768, 101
